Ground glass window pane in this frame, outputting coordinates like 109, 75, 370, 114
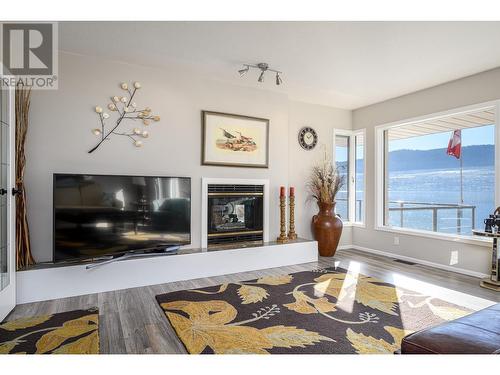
355, 134, 364, 223
335, 135, 349, 221
384, 110, 495, 236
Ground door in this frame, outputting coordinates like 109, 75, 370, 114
0, 86, 15, 321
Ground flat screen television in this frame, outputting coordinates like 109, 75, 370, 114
53, 173, 191, 263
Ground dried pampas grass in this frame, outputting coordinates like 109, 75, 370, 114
307, 152, 345, 205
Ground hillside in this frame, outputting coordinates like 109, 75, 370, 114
387, 144, 494, 171
337, 144, 494, 172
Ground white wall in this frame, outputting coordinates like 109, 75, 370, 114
352, 67, 500, 275
26, 52, 352, 262
288, 101, 352, 246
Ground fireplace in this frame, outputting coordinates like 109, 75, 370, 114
201, 178, 269, 248
207, 184, 264, 246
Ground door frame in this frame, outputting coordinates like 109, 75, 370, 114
0, 85, 16, 321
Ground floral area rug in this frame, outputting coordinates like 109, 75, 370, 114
155, 267, 472, 354
0, 308, 99, 354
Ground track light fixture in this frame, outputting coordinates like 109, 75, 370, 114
237, 62, 283, 85
238, 65, 250, 76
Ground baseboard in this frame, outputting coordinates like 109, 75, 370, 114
337, 245, 352, 251
338, 244, 489, 279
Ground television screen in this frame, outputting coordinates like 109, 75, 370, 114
53, 174, 191, 263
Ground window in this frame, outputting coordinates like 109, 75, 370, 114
355, 134, 365, 223
334, 129, 366, 224
376, 104, 498, 238
335, 134, 350, 220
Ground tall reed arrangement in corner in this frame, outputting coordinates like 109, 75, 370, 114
308, 151, 345, 257
15, 84, 35, 269
307, 152, 345, 205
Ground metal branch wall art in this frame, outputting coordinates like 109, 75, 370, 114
88, 81, 160, 153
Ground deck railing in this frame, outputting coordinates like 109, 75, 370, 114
388, 201, 476, 234
336, 198, 476, 234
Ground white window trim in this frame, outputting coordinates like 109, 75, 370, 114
333, 128, 366, 227
374, 100, 500, 246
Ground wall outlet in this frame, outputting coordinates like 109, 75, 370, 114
393, 236, 400, 245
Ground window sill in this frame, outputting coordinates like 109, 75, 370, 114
374, 225, 492, 248
342, 222, 366, 229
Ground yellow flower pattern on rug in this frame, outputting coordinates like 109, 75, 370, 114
0, 308, 99, 354
189, 274, 293, 304
156, 267, 472, 354
161, 300, 333, 354
347, 326, 412, 354
306, 273, 399, 315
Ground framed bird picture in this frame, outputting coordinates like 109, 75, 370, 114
202, 111, 269, 168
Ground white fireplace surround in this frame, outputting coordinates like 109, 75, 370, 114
201, 178, 270, 248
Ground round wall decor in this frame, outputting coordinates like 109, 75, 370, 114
298, 127, 318, 150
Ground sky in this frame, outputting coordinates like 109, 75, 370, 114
335, 124, 494, 163
388, 124, 494, 151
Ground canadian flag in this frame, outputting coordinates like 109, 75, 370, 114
447, 129, 461, 159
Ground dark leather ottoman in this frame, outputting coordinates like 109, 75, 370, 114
400, 303, 500, 354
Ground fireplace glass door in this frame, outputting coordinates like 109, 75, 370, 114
207, 194, 263, 244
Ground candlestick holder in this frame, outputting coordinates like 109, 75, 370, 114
277, 195, 289, 243
288, 195, 297, 240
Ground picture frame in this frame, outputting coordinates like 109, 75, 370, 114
202, 110, 269, 168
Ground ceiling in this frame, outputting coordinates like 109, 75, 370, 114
387, 108, 495, 140
59, 22, 500, 110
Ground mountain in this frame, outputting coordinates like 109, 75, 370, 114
387, 144, 494, 171
336, 144, 494, 172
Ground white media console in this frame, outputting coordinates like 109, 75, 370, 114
16, 240, 318, 304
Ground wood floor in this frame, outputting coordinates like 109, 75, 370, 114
6, 248, 500, 354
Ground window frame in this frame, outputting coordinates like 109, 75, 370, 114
374, 100, 500, 246
333, 128, 366, 227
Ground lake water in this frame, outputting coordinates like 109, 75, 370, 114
387, 167, 494, 234
337, 166, 495, 235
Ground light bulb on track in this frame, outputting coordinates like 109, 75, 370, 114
237, 63, 283, 85
276, 72, 282, 85
238, 65, 249, 76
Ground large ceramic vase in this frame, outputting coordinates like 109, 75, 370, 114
312, 201, 343, 257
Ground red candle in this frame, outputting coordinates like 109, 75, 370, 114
290, 186, 295, 197
280, 186, 285, 197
